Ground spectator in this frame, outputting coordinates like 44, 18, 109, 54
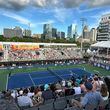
104, 76, 110, 98
0, 91, 20, 110
73, 83, 81, 95
32, 87, 43, 106
27, 87, 35, 98
92, 77, 101, 91
42, 84, 55, 100
71, 82, 103, 110
100, 84, 109, 100
17, 89, 33, 107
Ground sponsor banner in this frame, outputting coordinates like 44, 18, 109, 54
0, 44, 3, 50
11, 44, 39, 50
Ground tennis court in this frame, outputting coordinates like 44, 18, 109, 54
7, 68, 92, 90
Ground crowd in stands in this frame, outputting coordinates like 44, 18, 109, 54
0, 74, 110, 110
0, 47, 83, 62
8, 50, 39, 61
90, 56, 110, 65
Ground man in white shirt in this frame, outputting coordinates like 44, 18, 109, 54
17, 89, 33, 107
73, 86, 81, 95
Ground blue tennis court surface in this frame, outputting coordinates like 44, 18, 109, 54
7, 68, 92, 90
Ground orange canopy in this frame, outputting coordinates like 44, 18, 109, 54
0, 45, 3, 51
11, 44, 39, 51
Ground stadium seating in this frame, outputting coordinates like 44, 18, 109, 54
54, 97, 67, 110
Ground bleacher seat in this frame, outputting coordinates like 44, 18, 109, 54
39, 103, 54, 110
54, 97, 67, 110
24, 106, 39, 110
44, 99, 55, 104
64, 106, 83, 110
73, 93, 85, 101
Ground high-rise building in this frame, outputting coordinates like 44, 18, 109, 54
61, 32, 65, 38
57, 31, 65, 39
67, 24, 76, 39
23, 29, 31, 37
4, 26, 23, 38
97, 14, 110, 41
57, 31, 61, 39
83, 25, 90, 39
52, 28, 57, 38
43, 24, 52, 39
90, 28, 97, 43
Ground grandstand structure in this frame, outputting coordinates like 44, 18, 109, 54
91, 41, 110, 57
0, 42, 82, 65
0, 42, 110, 110
90, 41, 110, 71
91, 41, 110, 63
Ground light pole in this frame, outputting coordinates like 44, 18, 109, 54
80, 18, 87, 52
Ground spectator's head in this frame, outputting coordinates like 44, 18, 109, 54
94, 73, 99, 79
44, 84, 50, 91
4, 91, 12, 99
85, 82, 93, 91
29, 86, 35, 93
94, 77, 98, 81
104, 76, 110, 97
23, 88, 28, 95
100, 84, 108, 97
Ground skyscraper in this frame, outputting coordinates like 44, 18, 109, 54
43, 24, 52, 39
90, 28, 97, 43
83, 25, 90, 39
52, 28, 57, 38
67, 24, 76, 38
61, 32, 65, 38
97, 13, 110, 41
57, 31, 65, 39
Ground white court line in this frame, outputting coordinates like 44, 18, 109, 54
6, 74, 9, 90
93, 70, 99, 73
93, 70, 100, 73
29, 74, 36, 86
32, 74, 71, 80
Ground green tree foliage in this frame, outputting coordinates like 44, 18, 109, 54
0, 35, 80, 44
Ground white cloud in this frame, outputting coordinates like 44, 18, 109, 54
37, 20, 55, 24
0, 0, 83, 11
53, 8, 72, 23
88, 0, 110, 8
0, 0, 110, 11
2, 11, 35, 27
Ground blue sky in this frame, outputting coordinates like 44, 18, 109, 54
0, 0, 110, 36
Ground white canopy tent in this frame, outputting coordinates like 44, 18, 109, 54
91, 41, 110, 56
91, 41, 110, 48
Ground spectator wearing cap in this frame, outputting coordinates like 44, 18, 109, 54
71, 82, 103, 110
42, 84, 55, 100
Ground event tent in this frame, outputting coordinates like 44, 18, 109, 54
91, 41, 110, 48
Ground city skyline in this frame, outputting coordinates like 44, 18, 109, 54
0, 0, 110, 36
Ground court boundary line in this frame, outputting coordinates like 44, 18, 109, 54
32, 74, 72, 80
6, 74, 8, 90
93, 70, 100, 73
29, 74, 36, 87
